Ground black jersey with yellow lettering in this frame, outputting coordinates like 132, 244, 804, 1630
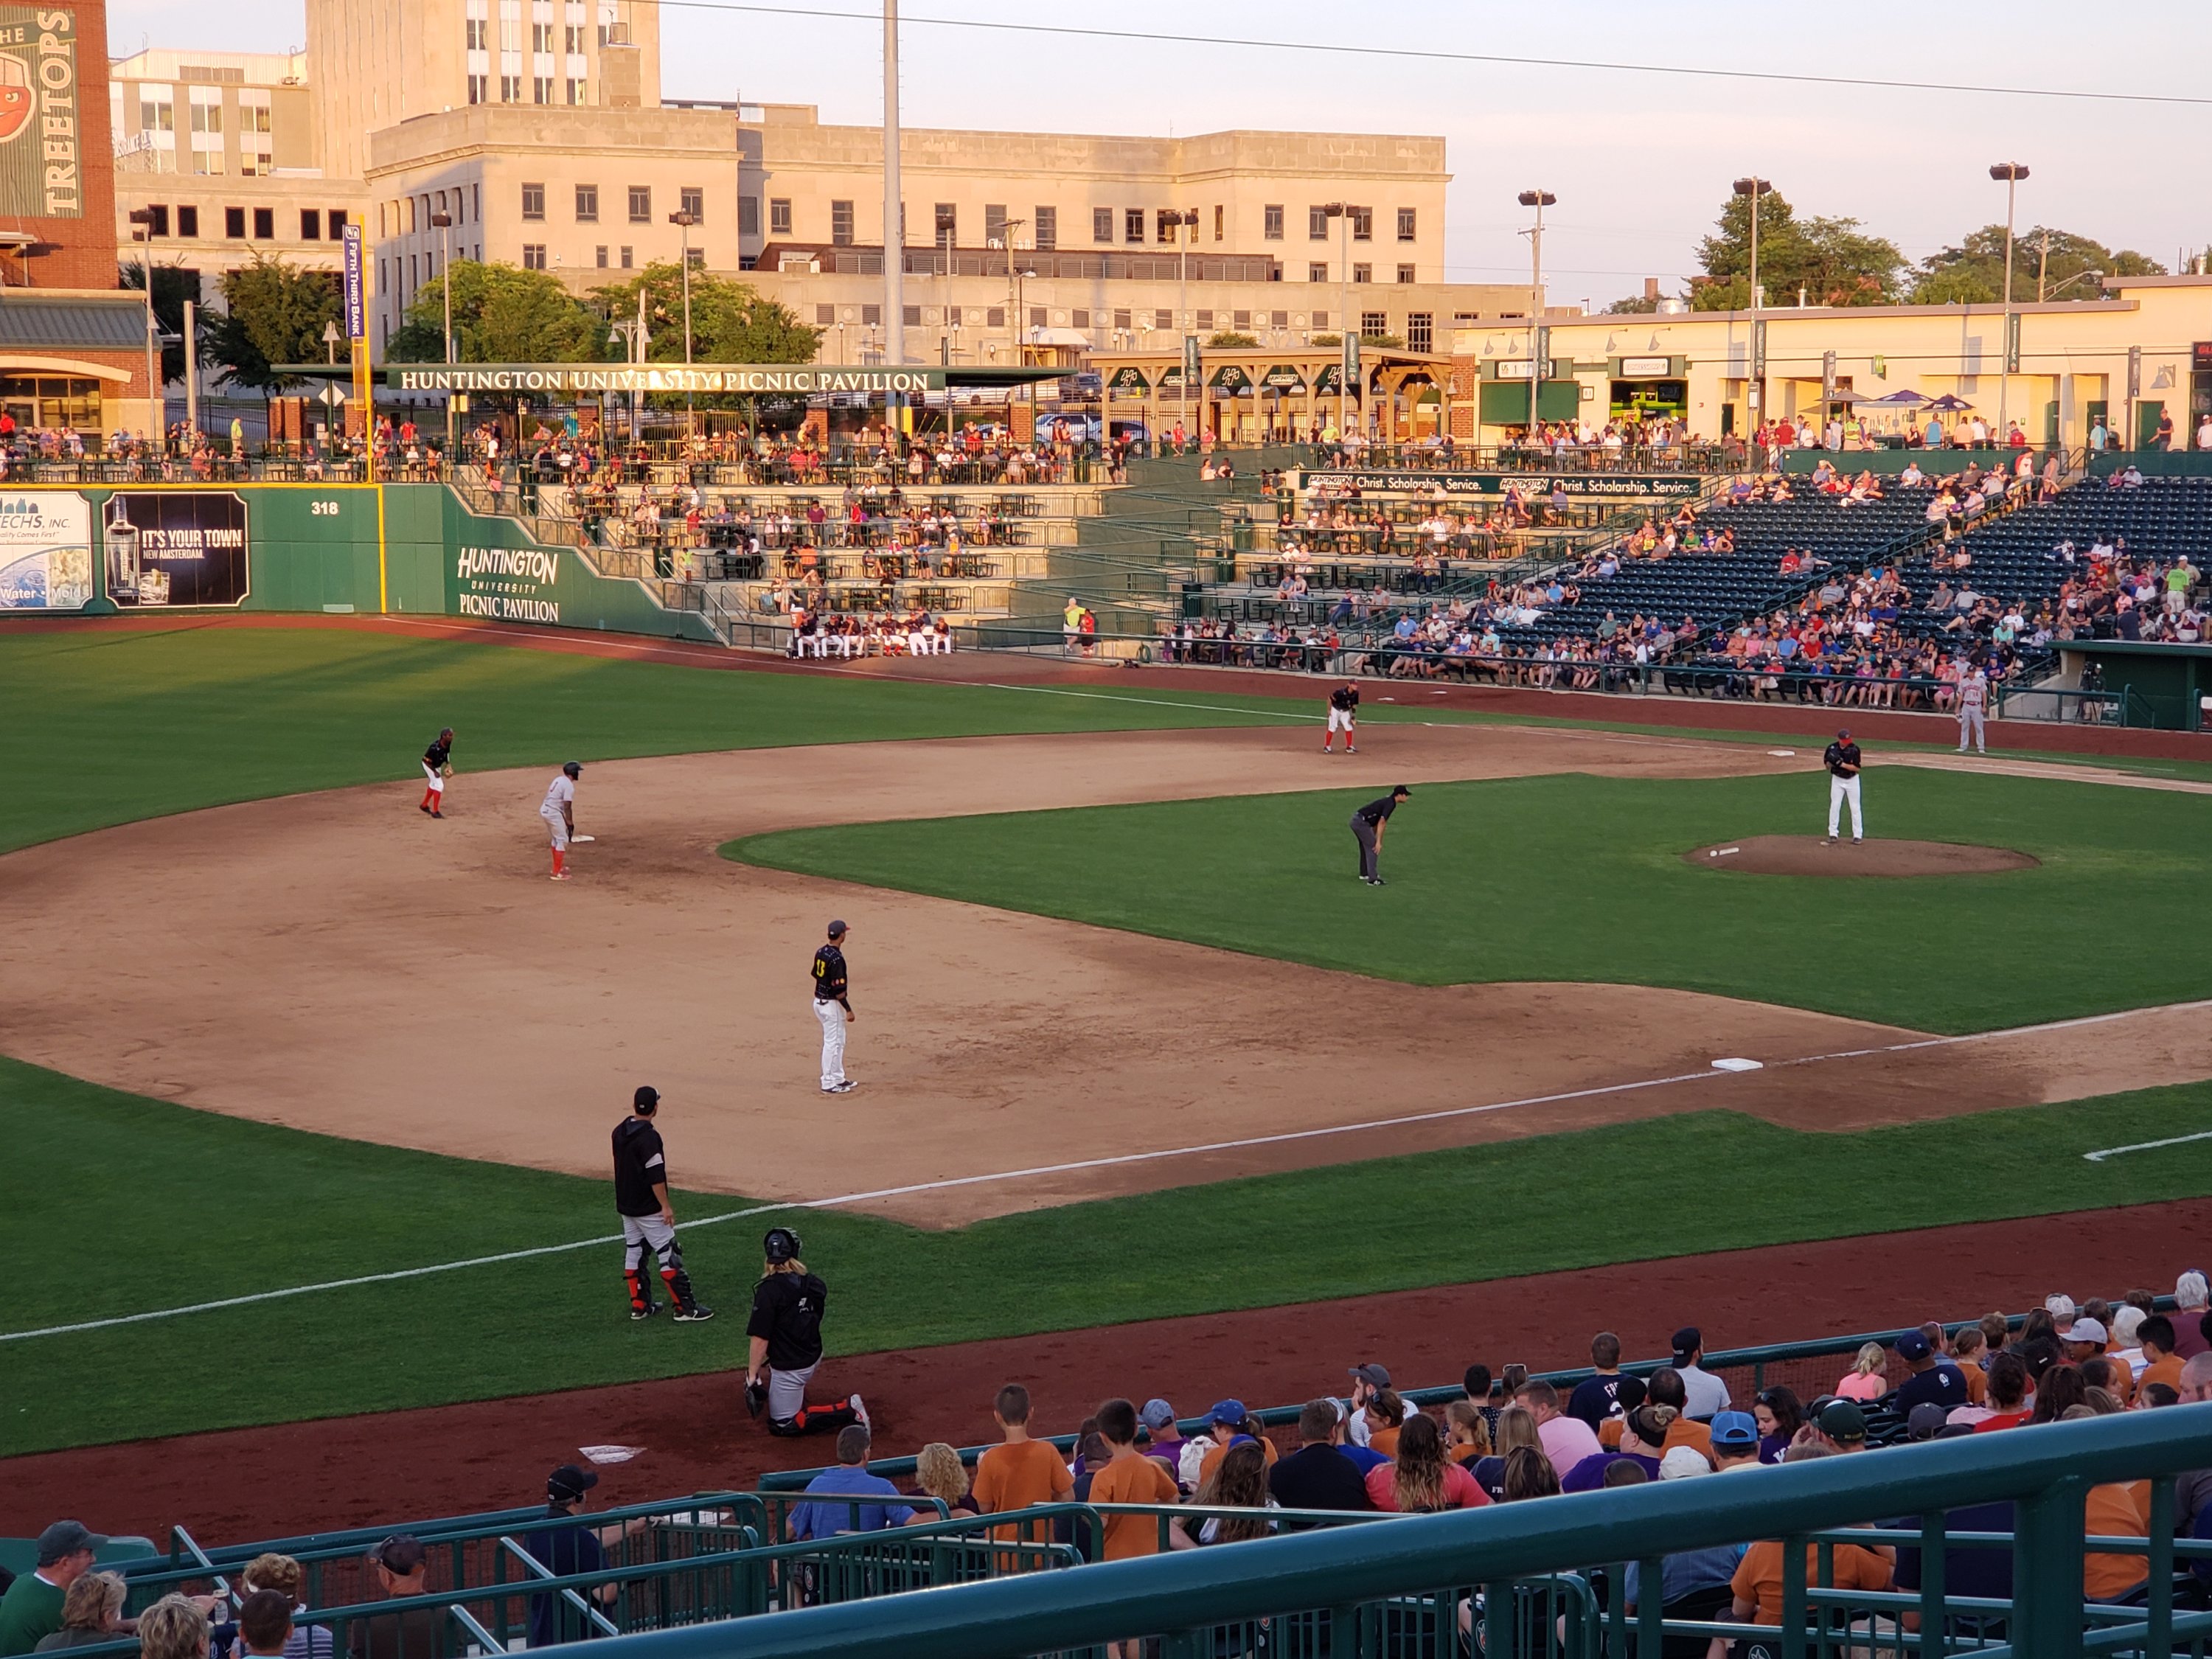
811, 943, 849, 1006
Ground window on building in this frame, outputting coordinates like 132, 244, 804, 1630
1397, 263, 1415, 284
1092, 206, 1112, 243
984, 204, 1007, 246
1309, 205, 1329, 239
499, 74, 521, 101
521, 181, 546, 220
523, 244, 547, 270
1352, 262, 1371, 283
1308, 262, 1327, 283
686, 248, 703, 268
902, 303, 922, 326
532, 77, 552, 102
1312, 309, 1329, 330
862, 303, 881, 324
501, 16, 519, 50
188, 88, 220, 133
627, 184, 650, 222
564, 77, 583, 102
465, 16, 487, 47
821, 199, 846, 244
1397, 206, 1416, 242
1155, 209, 1180, 245
1232, 309, 1250, 330
680, 186, 703, 222
932, 203, 956, 248
1214, 204, 1224, 242
1152, 307, 1172, 330
142, 204, 170, 237
1350, 206, 1373, 240
1029, 306, 1046, 328
575, 182, 597, 222
473, 183, 480, 218
815, 303, 833, 325
565, 23, 585, 50
1360, 310, 1386, 338
595, 245, 608, 267
1125, 207, 1144, 244
984, 306, 1004, 327
1068, 308, 1087, 329
531, 21, 553, 51
1034, 206, 1056, 250
140, 94, 173, 131
252, 207, 274, 239
1406, 312, 1432, 352
299, 209, 320, 240
1194, 309, 1213, 332
467, 74, 487, 104
1264, 204, 1284, 240
738, 195, 758, 235
177, 205, 198, 237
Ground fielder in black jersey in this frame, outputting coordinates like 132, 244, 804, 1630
419, 728, 453, 817
612, 1087, 712, 1322
811, 919, 858, 1093
1324, 683, 1360, 753
1823, 728, 1865, 843
743, 1226, 865, 1434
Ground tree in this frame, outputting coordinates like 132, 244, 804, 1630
385, 260, 609, 363
206, 254, 344, 392
119, 261, 214, 386
1908, 225, 2164, 305
1601, 292, 1660, 314
588, 262, 819, 363
1691, 189, 1905, 309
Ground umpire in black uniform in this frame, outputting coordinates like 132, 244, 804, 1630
744, 1226, 865, 1435
1350, 785, 1411, 886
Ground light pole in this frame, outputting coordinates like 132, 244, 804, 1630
430, 209, 454, 460
1990, 162, 2029, 446
1158, 206, 1198, 434
1517, 189, 1555, 446
1318, 202, 1349, 438
127, 207, 160, 451
669, 209, 697, 440
1732, 178, 1770, 442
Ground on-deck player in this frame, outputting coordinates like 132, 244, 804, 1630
811, 919, 858, 1093
611, 1086, 712, 1322
543, 761, 581, 880
1323, 682, 1359, 754
1824, 728, 1864, 844
419, 728, 453, 817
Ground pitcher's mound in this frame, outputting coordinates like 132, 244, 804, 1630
1683, 836, 2039, 877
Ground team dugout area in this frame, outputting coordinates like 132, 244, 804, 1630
16, 1300, 2211, 1659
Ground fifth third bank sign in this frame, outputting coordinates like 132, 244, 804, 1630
0, 7, 81, 219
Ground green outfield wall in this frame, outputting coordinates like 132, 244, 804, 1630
0, 482, 719, 643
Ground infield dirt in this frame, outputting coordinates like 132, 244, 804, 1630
4, 723, 2209, 1225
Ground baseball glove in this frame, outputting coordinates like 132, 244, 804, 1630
744, 1379, 767, 1419
439, 762, 454, 778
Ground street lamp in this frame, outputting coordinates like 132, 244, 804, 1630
1517, 189, 1556, 445
126, 207, 160, 451
669, 209, 698, 439
429, 209, 453, 459
1990, 162, 2029, 445
321, 318, 341, 364
1732, 178, 1771, 439
2047, 268, 2104, 300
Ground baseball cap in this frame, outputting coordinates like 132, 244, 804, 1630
1709, 1411, 1759, 1450
35, 1522, 105, 1566
1208, 1399, 1248, 1427
368, 1534, 426, 1576
2060, 1317, 2109, 1346
827, 919, 848, 938
1349, 1363, 1392, 1389
548, 1464, 599, 1502
1659, 1447, 1712, 1481
1906, 1404, 1948, 1442
1896, 1329, 1932, 1361
1391, 784, 1413, 796
1140, 1399, 1177, 1433
1817, 1400, 1867, 1443
1837, 727, 1851, 737
2046, 1293, 2079, 1323
1671, 1326, 1703, 1359
633, 1085, 659, 1110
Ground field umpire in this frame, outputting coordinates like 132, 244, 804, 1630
1350, 785, 1411, 886
744, 1227, 866, 1434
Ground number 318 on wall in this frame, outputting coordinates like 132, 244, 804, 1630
310, 500, 341, 516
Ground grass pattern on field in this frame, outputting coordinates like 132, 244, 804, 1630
734, 767, 2212, 1034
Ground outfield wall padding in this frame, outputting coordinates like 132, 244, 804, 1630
0, 482, 719, 644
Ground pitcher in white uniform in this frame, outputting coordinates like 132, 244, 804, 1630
542, 761, 580, 880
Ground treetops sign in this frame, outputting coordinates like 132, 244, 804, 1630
389, 364, 946, 395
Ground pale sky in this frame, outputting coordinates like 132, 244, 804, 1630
107, 0, 2212, 309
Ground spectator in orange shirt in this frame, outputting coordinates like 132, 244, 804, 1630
1085, 1398, 1179, 1564
1194, 1400, 1280, 1489
2138, 1318, 2186, 1394
972, 1383, 1074, 1553
1647, 1372, 1716, 1461
1364, 1391, 1408, 1459
1728, 1525, 1894, 1627
2083, 1479, 2152, 1603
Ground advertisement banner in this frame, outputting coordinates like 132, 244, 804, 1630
342, 223, 365, 341
1294, 470, 1703, 498
454, 540, 566, 624
105, 492, 251, 607
0, 491, 91, 608
0, 7, 81, 220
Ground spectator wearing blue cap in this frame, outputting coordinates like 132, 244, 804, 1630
1194, 1399, 1277, 1489
1893, 1329, 1969, 1414
1708, 1411, 1761, 1473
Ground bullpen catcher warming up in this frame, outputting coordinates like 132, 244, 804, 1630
611, 1086, 712, 1323
744, 1227, 865, 1434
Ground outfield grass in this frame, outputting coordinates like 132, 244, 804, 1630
734, 767, 2212, 1034
5, 1048, 2211, 1456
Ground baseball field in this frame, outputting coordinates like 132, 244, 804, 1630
4, 619, 2211, 1537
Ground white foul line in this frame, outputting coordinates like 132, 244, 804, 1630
2083, 1129, 2212, 1164
10, 995, 2212, 1346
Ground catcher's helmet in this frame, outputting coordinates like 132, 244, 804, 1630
762, 1226, 802, 1265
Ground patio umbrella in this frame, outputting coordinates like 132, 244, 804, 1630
1861, 389, 1931, 408
1922, 393, 1975, 412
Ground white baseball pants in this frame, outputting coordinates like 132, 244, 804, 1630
1326, 709, 1355, 733
422, 762, 445, 798
814, 998, 846, 1090
1958, 707, 1986, 751
1828, 774, 1863, 839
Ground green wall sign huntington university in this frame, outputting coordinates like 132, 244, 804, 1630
0, 6, 83, 218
